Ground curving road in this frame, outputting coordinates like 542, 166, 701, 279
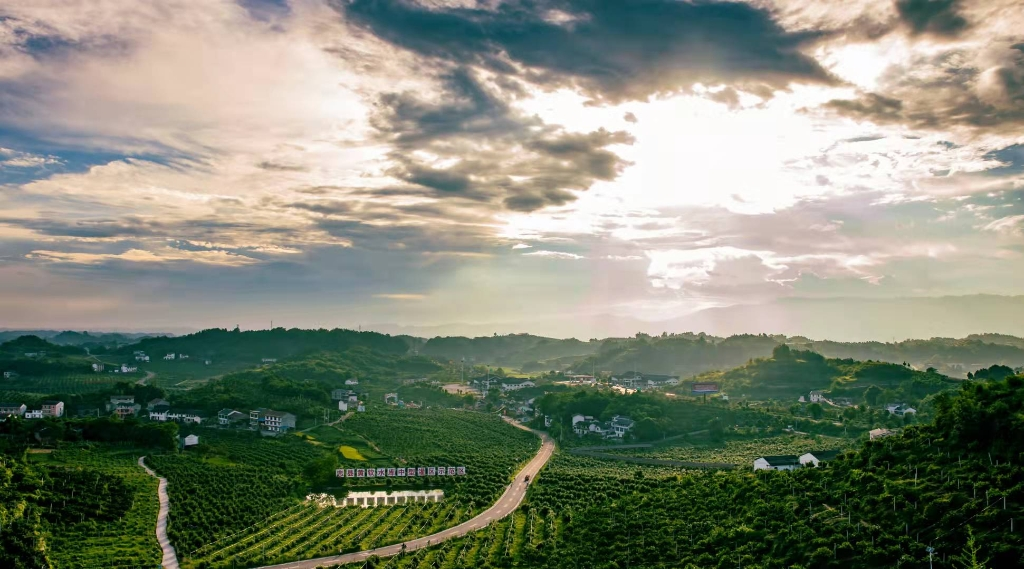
254, 422, 555, 569
139, 456, 181, 569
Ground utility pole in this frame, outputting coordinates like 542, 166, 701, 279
926, 546, 934, 569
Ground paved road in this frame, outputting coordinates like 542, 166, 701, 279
254, 423, 554, 569
139, 457, 181, 569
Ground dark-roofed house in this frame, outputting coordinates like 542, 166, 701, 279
799, 450, 841, 467
753, 455, 801, 471
218, 408, 247, 426
0, 403, 26, 417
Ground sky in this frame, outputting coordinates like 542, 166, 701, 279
1, 0, 1023, 337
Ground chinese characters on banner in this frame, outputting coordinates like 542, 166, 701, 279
337, 466, 467, 477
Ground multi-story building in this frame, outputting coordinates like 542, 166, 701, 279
250, 408, 297, 432
0, 403, 27, 417
41, 400, 64, 418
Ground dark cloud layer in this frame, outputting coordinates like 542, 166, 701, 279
340, 0, 834, 103
824, 45, 1024, 131
895, 0, 969, 37
370, 68, 633, 211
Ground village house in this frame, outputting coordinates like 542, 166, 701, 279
250, 408, 296, 432
331, 389, 358, 401
798, 450, 841, 467
345, 378, 359, 386
261, 358, 277, 363
499, 379, 536, 392
0, 403, 27, 417
610, 372, 680, 390
809, 391, 825, 403
609, 415, 635, 438
24, 410, 44, 419
92, 363, 105, 372
218, 408, 247, 426
41, 400, 64, 418
106, 395, 141, 418
181, 434, 200, 448
120, 364, 138, 373
869, 428, 894, 441
164, 353, 175, 360
135, 352, 150, 362
147, 398, 170, 411
149, 404, 170, 422
167, 410, 202, 424
3, 371, 17, 379
753, 455, 801, 471
885, 403, 917, 416
338, 400, 348, 412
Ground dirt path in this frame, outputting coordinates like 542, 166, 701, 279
139, 456, 181, 569
253, 422, 554, 569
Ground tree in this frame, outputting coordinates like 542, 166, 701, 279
807, 403, 824, 420
953, 527, 988, 569
864, 385, 883, 406
708, 417, 725, 440
772, 344, 792, 360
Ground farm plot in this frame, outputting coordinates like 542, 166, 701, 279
33, 447, 163, 569
603, 434, 855, 465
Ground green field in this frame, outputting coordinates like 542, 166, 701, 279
1, 373, 131, 394
23, 446, 163, 569
603, 433, 856, 465
148, 409, 539, 568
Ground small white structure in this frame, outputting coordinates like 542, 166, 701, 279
182, 434, 200, 447
544, 415, 552, 427
179, 354, 189, 360
753, 456, 801, 471
24, 410, 44, 419
135, 354, 150, 362
499, 379, 536, 392
120, 364, 138, 373
262, 358, 277, 364
338, 401, 348, 412
885, 403, 917, 416
3, 371, 18, 379
164, 354, 176, 361
571, 414, 590, 426
92, 363, 105, 372
345, 378, 359, 386
809, 391, 825, 403
798, 450, 840, 467
357, 403, 366, 412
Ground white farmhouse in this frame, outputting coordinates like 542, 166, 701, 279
345, 378, 360, 386
798, 450, 841, 467
753, 455, 801, 471
164, 353, 175, 360
498, 379, 536, 392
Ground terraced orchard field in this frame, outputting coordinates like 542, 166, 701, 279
186, 497, 474, 567
160, 409, 538, 568
338, 409, 541, 508
604, 434, 855, 465
30, 447, 162, 569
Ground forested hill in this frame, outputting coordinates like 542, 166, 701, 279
533, 375, 1024, 569
567, 333, 1024, 377
109, 327, 409, 362
419, 333, 601, 368
698, 344, 961, 403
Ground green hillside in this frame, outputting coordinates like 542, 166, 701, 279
421, 333, 601, 368
699, 344, 961, 403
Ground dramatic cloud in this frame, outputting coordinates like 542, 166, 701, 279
0, 0, 1022, 333
341, 0, 835, 103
